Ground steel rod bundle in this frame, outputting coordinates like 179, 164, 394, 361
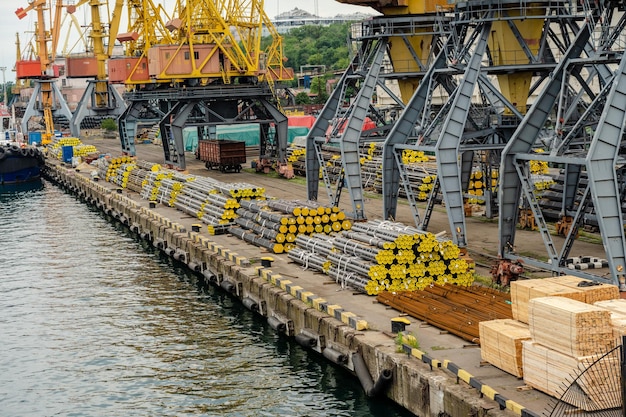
376, 285, 514, 344
328, 266, 371, 292
287, 247, 331, 272
228, 226, 284, 254
289, 220, 474, 295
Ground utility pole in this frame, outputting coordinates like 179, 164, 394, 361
0, 67, 6, 105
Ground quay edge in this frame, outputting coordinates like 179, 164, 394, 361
42, 160, 535, 417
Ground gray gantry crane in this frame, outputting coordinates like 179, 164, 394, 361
319, 0, 626, 289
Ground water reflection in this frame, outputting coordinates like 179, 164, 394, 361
0, 180, 415, 417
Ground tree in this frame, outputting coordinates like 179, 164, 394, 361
295, 91, 311, 105
101, 118, 117, 131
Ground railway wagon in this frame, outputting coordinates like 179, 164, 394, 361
196, 139, 246, 173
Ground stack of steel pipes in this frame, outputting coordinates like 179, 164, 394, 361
229, 199, 352, 254
286, 140, 439, 200
287, 220, 474, 295
90, 156, 139, 189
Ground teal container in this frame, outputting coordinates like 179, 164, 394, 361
61, 145, 74, 163
28, 131, 42, 145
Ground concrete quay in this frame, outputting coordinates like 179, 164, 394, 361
43, 139, 611, 417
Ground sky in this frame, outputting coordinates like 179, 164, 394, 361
0, 1, 377, 83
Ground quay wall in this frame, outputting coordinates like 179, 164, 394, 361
43, 162, 528, 417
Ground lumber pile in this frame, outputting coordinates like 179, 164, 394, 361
543, 276, 620, 304
511, 279, 585, 324
480, 276, 621, 391
594, 299, 626, 337
478, 319, 530, 377
522, 340, 621, 411
528, 297, 615, 357
520, 296, 620, 410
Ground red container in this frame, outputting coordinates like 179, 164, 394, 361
107, 57, 150, 83
16, 60, 42, 79
66, 56, 98, 78
196, 139, 246, 172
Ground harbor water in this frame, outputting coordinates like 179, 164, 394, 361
0, 180, 415, 417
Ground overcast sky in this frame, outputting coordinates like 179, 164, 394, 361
0, 1, 377, 83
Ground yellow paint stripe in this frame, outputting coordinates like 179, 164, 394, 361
327, 304, 342, 316
457, 369, 472, 384
300, 291, 314, 303
341, 311, 356, 324
289, 286, 303, 297
480, 385, 498, 400
506, 400, 524, 414
312, 298, 326, 310
354, 319, 368, 331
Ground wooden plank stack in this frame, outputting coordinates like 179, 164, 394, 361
478, 319, 531, 377
510, 279, 586, 324
522, 340, 621, 411
479, 276, 621, 402
528, 297, 615, 357
594, 299, 626, 337
543, 276, 620, 304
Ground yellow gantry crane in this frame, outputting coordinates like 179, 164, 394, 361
69, 0, 127, 134
113, 0, 294, 173
110, 0, 292, 87
15, 0, 74, 144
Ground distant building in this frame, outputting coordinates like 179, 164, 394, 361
263, 7, 374, 36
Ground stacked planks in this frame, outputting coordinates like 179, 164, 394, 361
480, 276, 620, 387
543, 276, 620, 304
510, 278, 586, 324
528, 297, 615, 357
478, 319, 530, 377
594, 299, 626, 338
521, 340, 621, 411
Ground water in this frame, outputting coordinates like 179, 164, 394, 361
0, 180, 415, 417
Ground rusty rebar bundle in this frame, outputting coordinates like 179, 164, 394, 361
376, 285, 512, 344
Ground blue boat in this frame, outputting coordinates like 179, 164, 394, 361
0, 104, 46, 184
0, 142, 46, 184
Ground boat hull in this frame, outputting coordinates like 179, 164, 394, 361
0, 144, 46, 184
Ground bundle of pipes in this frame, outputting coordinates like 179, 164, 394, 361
286, 141, 439, 199
50, 137, 98, 160
229, 199, 352, 253
228, 225, 286, 254
376, 285, 513, 344
288, 220, 474, 295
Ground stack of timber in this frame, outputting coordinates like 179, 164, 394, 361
479, 276, 619, 385
522, 340, 621, 411
528, 297, 615, 357
378, 285, 512, 343
289, 220, 475, 295
478, 319, 530, 377
594, 299, 626, 337
510, 278, 586, 324
522, 297, 620, 411
542, 276, 619, 303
